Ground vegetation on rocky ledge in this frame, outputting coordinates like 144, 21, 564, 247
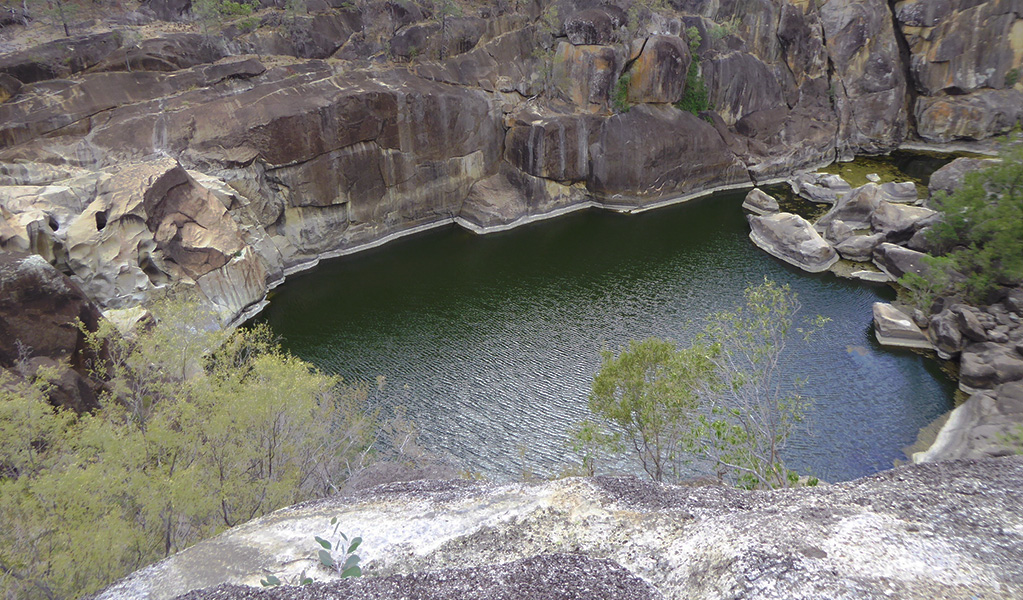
0, 302, 381, 600
900, 136, 1023, 307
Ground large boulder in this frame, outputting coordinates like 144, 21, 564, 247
915, 382, 1023, 463
916, 90, 1023, 143
790, 173, 853, 205
0, 32, 122, 84
95, 459, 1023, 600
563, 8, 623, 45
873, 302, 933, 350
896, 0, 1022, 96
834, 232, 885, 262
929, 308, 964, 359
504, 113, 597, 182
741, 188, 778, 215
748, 212, 839, 273
928, 157, 998, 198
960, 342, 1023, 392
815, 183, 883, 231
870, 201, 937, 242
458, 164, 589, 231
0, 252, 104, 412
551, 42, 620, 109
587, 105, 750, 204
625, 35, 691, 105
872, 242, 930, 280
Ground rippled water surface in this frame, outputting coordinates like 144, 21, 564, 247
259, 190, 955, 482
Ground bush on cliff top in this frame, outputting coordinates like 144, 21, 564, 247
900, 136, 1023, 305
0, 301, 380, 600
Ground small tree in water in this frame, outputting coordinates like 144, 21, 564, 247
571, 279, 827, 489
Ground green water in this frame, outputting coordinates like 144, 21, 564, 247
258, 186, 956, 483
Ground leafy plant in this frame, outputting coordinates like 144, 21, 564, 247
612, 72, 632, 113
675, 27, 710, 115
709, 16, 740, 40
1006, 67, 1020, 88
316, 517, 363, 578
915, 135, 1023, 303
0, 299, 380, 599
571, 279, 827, 489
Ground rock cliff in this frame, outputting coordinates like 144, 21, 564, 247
96, 457, 1023, 600
1, 0, 1020, 323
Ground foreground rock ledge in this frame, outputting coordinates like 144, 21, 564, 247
96, 458, 1023, 600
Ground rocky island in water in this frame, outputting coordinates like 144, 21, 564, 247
1, 0, 1022, 598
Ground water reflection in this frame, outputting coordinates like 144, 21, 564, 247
259, 190, 955, 483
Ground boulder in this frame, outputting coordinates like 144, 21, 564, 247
873, 302, 933, 350
870, 201, 937, 242
563, 8, 623, 45
916, 90, 1023, 143
0, 252, 104, 411
504, 113, 596, 182
896, 0, 1022, 96
816, 183, 882, 231
915, 382, 1023, 463
872, 242, 929, 280
587, 105, 750, 204
458, 164, 589, 231
960, 342, 1023, 391
626, 35, 691, 105
928, 157, 997, 199
551, 42, 620, 109
878, 181, 918, 204
929, 309, 963, 359
834, 232, 885, 262
790, 173, 853, 204
748, 212, 839, 273
0, 32, 122, 84
87, 33, 229, 73
140, 0, 192, 21
0, 73, 21, 102
702, 51, 786, 125
952, 304, 989, 343
821, 219, 854, 245
741, 188, 778, 215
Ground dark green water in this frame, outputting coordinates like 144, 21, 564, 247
259, 191, 955, 483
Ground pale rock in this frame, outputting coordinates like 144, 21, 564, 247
873, 302, 933, 350
741, 188, 779, 215
748, 212, 838, 273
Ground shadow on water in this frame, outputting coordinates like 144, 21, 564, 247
258, 187, 957, 483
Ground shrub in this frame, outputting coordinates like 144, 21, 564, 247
612, 72, 632, 113
0, 301, 378, 599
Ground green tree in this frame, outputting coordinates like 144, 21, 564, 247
571, 279, 825, 489
675, 26, 710, 115
923, 137, 1023, 302
0, 301, 378, 600
584, 338, 714, 482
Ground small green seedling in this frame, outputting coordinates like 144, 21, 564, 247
315, 517, 363, 578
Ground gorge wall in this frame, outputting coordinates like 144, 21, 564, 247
1, 0, 1021, 324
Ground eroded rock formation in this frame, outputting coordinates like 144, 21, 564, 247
97, 458, 1023, 600
1, 0, 1019, 324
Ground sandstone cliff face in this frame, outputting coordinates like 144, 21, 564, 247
0, 0, 1020, 322
96, 458, 1023, 600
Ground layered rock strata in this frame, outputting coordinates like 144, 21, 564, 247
1, 0, 1019, 323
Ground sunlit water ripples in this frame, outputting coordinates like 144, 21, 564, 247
259, 189, 956, 483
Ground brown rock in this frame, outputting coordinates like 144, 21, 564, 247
626, 35, 691, 105
821, 0, 907, 155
